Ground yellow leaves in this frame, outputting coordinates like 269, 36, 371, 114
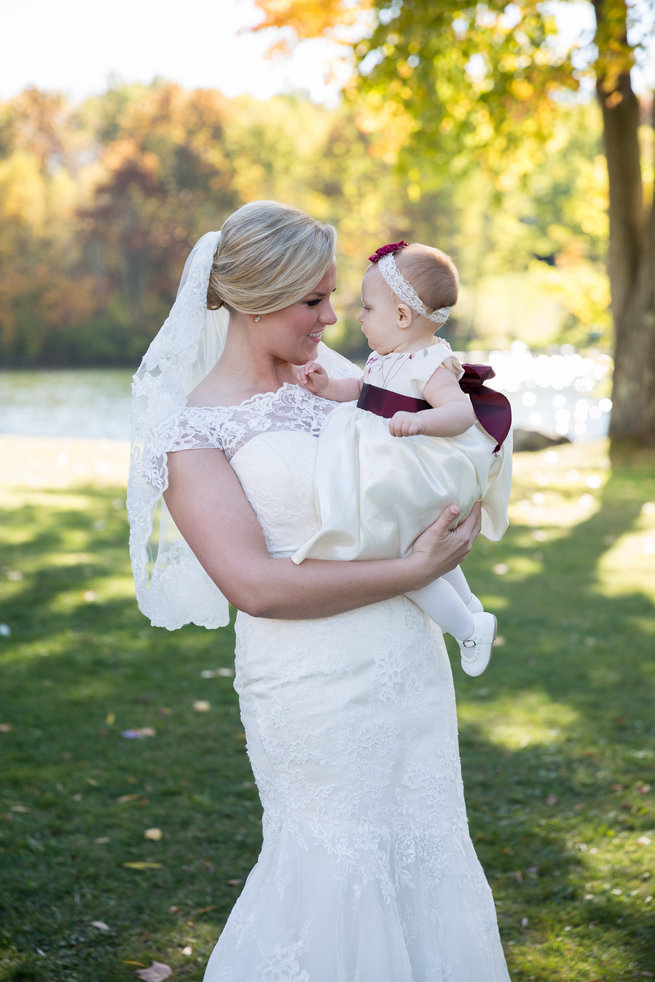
252, 0, 372, 40
144, 828, 163, 841
0, 152, 47, 230
122, 861, 163, 870
511, 77, 534, 101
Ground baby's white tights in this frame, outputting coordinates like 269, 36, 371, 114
407, 565, 476, 641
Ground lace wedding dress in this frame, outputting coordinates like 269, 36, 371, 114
164, 380, 511, 982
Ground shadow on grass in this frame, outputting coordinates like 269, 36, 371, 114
454, 451, 655, 978
0, 486, 261, 981
1, 459, 654, 980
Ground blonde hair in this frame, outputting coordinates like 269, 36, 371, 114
393, 243, 459, 313
207, 201, 337, 314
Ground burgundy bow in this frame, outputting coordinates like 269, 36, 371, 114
368, 241, 409, 263
459, 364, 512, 453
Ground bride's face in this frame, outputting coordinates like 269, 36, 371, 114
260, 259, 337, 365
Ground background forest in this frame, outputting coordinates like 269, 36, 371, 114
0, 80, 612, 368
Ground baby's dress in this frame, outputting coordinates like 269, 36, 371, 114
292, 340, 512, 567
164, 353, 511, 981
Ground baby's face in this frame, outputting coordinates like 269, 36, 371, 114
358, 268, 405, 354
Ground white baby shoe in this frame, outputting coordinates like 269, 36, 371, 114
459, 612, 497, 677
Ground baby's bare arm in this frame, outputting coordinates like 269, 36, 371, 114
390, 366, 475, 438
300, 361, 362, 402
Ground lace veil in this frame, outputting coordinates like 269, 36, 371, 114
127, 230, 233, 630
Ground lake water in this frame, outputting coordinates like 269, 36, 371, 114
0, 343, 613, 442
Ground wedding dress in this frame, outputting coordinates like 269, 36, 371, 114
165, 381, 511, 982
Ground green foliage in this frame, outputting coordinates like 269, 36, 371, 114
0, 437, 654, 979
0, 77, 611, 366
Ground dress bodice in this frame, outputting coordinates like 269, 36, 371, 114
167, 384, 335, 556
364, 339, 462, 398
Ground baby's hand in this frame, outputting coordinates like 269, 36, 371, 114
389, 411, 425, 437
300, 361, 329, 395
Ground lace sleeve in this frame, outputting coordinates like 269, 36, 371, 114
166, 407, 226, 453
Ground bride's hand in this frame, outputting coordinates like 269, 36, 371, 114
409, 503, 482, 585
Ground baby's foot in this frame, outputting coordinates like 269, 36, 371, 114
459, 612, 497, 677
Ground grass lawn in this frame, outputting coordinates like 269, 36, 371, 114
0, 436, 653, 981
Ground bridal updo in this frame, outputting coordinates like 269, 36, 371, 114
207, 201, 337, 315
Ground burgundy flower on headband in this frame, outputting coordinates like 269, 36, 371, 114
368, 241, 409, 263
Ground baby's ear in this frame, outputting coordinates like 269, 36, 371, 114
396, 302, 414, 329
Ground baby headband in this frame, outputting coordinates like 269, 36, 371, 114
369, 241, 452, 326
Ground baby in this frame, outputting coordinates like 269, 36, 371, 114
296, 241, 512, 676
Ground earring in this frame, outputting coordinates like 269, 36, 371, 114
254, 315, 261, 323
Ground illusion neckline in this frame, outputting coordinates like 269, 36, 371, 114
184, 382, 324, 414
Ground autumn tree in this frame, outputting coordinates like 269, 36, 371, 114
251, 0, 655, 446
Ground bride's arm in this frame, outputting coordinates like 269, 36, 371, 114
164, 447, 480, 620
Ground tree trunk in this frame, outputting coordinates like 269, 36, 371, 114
594, 0, 655, 445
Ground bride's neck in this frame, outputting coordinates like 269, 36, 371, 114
201, 314, 297, 403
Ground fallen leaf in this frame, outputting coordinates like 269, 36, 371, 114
123, 861, 163, 870
145, 828, 163, 841
117, 793, 141, 803
136, 963, 172, 981
106, 712, 116, 726
0, 723, 12, 733
193, 700, 211, 712
91, 920, 110, 931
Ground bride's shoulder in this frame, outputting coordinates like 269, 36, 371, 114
186, 374, 247, 409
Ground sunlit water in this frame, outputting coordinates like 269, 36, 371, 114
0, 344, 613, 442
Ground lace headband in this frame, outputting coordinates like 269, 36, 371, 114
371, 247, 452, 327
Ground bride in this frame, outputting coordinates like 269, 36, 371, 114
128, 200, 511, 981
